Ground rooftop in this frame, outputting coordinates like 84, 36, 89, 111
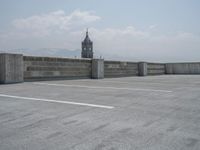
0, 75, 200, 149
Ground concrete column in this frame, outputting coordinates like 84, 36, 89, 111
92, 59, 104, 79
0, 53, 24, 84
138, 62, 148, 76
165, 64, 173, 74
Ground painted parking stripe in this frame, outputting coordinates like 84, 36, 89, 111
33, 82, 172, 93
73, 79, 184, 86
0, 94, 114, 109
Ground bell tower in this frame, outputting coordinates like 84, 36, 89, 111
81, 29, 93, 58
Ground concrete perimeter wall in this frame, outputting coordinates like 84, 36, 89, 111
166, 62, 200, 74
104, 61, 138, 78
147, 63, 166, 75
23, 56, 92, 81
1, 53, 200, 84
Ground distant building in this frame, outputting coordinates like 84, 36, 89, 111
81, 29, 93, 58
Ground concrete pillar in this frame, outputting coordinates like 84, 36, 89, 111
0, 53, 24, 84
165, 64, 173, 74
138, 62, 148, 76
92, 59, 104, 79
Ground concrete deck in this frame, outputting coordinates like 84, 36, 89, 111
0, 75, 200, 150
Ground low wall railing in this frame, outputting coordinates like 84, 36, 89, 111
1, 53, 200, 84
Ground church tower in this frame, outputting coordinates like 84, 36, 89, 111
81, 29, 93, 58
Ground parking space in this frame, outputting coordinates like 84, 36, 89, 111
0, 75, 200, 150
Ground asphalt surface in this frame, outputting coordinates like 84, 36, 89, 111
0, 75, 200, 150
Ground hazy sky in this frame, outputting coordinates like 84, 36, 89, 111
0, 0, 200, 62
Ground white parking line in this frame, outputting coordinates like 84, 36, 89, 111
73, 79, 183, 86
33, 82, 172, 93
0, 94, 114, 109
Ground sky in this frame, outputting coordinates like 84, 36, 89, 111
0, 0, 200, 62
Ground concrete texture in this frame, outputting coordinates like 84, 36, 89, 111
23, 56, 92, 81
92, 59, 104, 79
104, 61, 138, 77
147, 63, 165, 75
166, 63, 200, 74
138, 62, 148, 76
2, 54, 200, 84
0, 53, 23, 84
0, 75, 200, 150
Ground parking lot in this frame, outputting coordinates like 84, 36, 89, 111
0, 75, 200, 150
